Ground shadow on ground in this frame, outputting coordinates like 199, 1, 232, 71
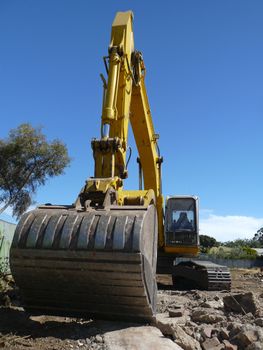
0, 307, 141, 340
157, 278, 200, 291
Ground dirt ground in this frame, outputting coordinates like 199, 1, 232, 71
230, 268, 263, 293
0, 268, 263, 350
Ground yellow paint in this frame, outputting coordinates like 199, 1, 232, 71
82, 11, 198, 259
88, 11, 165, 248
164, 246, 199, 256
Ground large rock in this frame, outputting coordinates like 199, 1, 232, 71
171, 324, 202, 350
222, 340, 237, 350
255, 318, 263, 326
233, 330, 258, 347
191, 309, 225, 324
156, 312, 190, 327
155, 314, 201, 350
200, 326, 213, 339
223, 292, 258, 315
227, 322, 244, 337
232, 327, 263, 348
219, 328, 229, 341
200, 300, 223, 309
246, 342, 263, 350
104, 326, 183, 350
169, 308, 185, 317
201, 337, 224, 350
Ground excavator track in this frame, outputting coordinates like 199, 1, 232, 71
10, 204, 158, 322
172, 260, 231, 291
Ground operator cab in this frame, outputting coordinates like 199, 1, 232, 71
164, 196, 199, 255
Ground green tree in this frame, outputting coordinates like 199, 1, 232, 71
0, 124, 70, 218
223, 238, 262, 248
199, 234, 219, 253
253, 227, 263, 247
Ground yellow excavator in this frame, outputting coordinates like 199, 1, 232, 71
10, 11, 230, 322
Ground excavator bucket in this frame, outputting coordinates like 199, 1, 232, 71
10, 204, 157, 322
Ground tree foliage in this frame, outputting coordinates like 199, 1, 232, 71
199, 234, 219, 252
253, 227, 263, 246
0, 124, 70, 218
208, 245, 257, 259
223, 237, 263, 248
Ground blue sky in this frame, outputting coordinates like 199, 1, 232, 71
1, 0, 263, 241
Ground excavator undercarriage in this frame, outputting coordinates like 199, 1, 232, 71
172, 260, 231, 290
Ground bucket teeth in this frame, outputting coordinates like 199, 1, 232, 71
10, 205, 157, 322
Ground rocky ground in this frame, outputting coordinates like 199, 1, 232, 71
0, 268, 263, 350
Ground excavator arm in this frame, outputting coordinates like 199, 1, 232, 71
94, 11, 134, 181
77, 11, 164, 246
130, 60, 164, 248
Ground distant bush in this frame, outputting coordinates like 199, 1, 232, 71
223, 238, 262, 248
208, 245, 257, 260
